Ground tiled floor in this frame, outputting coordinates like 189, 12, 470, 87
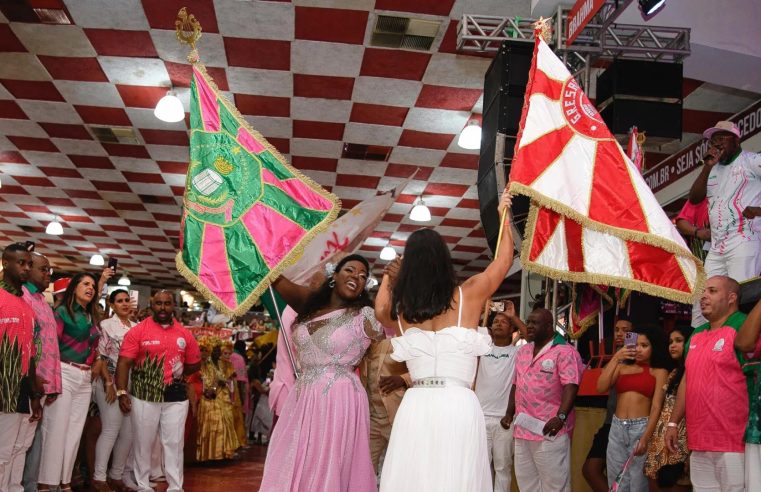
183, 445, 267, 490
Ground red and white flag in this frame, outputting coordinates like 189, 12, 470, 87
508, 31, 704, 303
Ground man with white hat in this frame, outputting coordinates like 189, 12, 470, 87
688, 120, 761, 286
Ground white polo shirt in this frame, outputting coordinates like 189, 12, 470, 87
707, 150, 761, 254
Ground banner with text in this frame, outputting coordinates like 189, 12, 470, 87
566, 0, 605, 45
643, 99, 761, 193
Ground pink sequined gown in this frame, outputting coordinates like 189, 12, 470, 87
259, 306, 381, 492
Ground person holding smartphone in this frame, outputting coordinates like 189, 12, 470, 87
596, 326, 671, 492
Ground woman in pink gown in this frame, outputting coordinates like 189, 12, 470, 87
259, 254, 382, 492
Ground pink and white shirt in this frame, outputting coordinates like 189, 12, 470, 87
513, 337, 583, 441
121, 318, 201, 388
706, 150, 761, 254
98, 316, 136, 375
684, 312, 759, 452
22, 284, 61, 395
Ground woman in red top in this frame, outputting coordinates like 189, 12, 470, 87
597, 325, 671, 492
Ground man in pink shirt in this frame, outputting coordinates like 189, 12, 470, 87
666, 276, 755, 491
0, 243, 41, 491
115, 291, 202, 492
502, 308, 583, 492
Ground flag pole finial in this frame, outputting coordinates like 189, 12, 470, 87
175, 7, 203, 64
533, 17, 552, 43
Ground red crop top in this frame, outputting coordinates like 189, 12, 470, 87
615, 364, 656, 398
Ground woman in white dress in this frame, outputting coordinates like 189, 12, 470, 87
375, 190, 514, 492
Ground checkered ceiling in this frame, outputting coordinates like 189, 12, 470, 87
0, 0, 757, 292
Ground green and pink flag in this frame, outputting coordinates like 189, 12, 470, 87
176, 64, 340, 317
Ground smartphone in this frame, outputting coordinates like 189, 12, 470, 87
623, 331, 637, 364
129, 290, 139, 308
108, 257, 118, 272
491, 301, 505, 312
624, 331, 637, 349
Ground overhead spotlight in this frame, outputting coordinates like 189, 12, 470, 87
45, 217, 63, 236
154, 90, 185, 123
410, 197, 431, 223
90, 254, 105, 266
457, 121, 482, 150
117, 274, 131, 286
639, 0, 666, 16
380, 245, 397, 261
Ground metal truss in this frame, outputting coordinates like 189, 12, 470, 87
457, 2, 690, 88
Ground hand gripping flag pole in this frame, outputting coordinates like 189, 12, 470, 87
481, 208, 509, 324
507, 18, 704, 309
173, 8, 340, 317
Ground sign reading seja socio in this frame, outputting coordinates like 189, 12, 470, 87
643, 99, 761, 193
566, 0, 606, 45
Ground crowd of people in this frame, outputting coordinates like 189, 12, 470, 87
256, 120, 760, 492
0, 244, 276, 492
0, 118, 758, 492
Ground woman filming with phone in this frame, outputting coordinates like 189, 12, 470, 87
597, 325, 671, 492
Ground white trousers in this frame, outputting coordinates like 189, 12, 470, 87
93, 382, 133, 481
6, 414, 37, 492
515, 435, 571, 492
130, 398, 187, 492
484, 416, 514, 492
38, 363, 92, 486
745, 444, 761, 492
690, 450, 745, 492
693, 240, 761, 327
0, 413, 24, 491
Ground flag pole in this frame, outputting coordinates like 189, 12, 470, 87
482, 207, 509, 324
268, 286, 300, 379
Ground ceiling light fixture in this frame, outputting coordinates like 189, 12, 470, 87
638, 0, 666, 16
410, 197, 431, 222
117, 273, 131, 286
154, 90, 185, 123
380, 245, 397, 261
457, 121, 482, 150
45, 216, 63, 235
90, 254, 104, 266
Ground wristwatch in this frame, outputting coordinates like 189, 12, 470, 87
116, 390, 128, 398
557, 412, 567, 423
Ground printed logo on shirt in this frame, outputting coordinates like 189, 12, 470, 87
176, 337, 186, 350
541, 359, 555, 372
141, 340, 161, 347
689, 344, 697, 349
713, 338, 725, 352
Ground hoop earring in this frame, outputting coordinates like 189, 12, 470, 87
329, 278, 336, 288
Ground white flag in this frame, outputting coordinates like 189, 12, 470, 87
283, 179, 411, 286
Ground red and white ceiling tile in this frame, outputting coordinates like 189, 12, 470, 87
0, 0, 756, 289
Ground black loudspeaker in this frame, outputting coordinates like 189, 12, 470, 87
740, 277, 761, 314
596, 60, 683, 139
479, 41, 533, 253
